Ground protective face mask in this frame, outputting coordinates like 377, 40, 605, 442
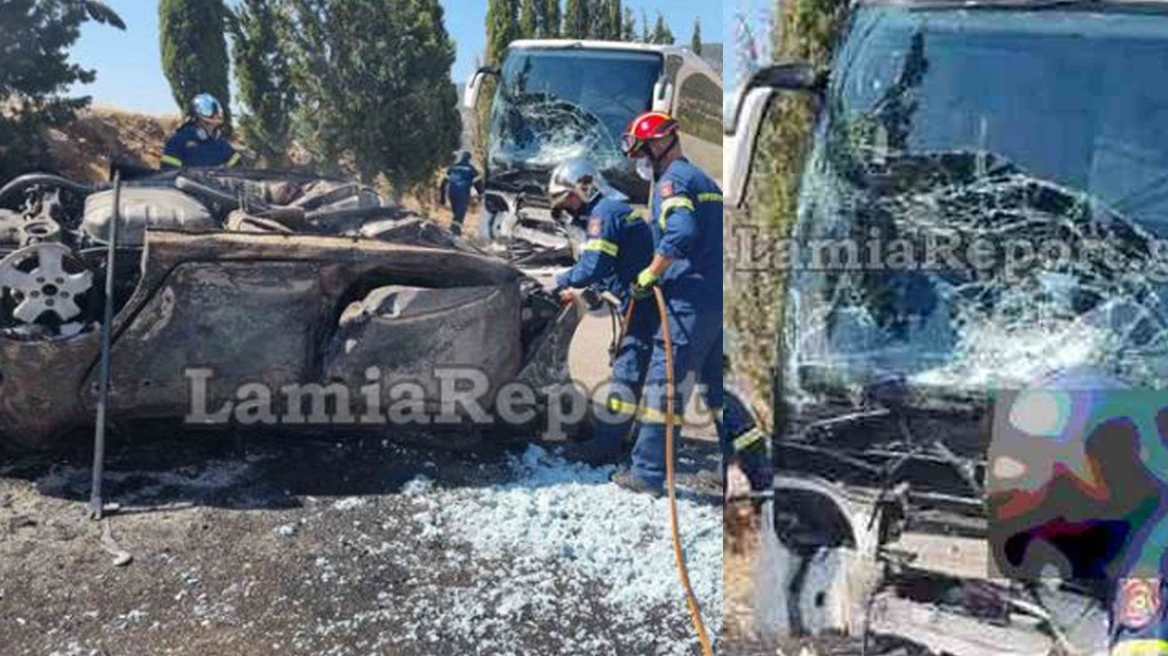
636, 157, 655, 182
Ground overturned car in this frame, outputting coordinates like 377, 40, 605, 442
0, 168, 579, 451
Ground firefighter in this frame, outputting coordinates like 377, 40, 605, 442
161, 93, 239, 170
612, 111, 725, 496
548, 157, 658, 465
723, 330, 775, 498
441, 151, 479, 236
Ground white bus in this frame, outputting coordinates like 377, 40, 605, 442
464, 39, 722, 244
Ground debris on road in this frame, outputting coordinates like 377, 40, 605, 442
0, 438, 721, 655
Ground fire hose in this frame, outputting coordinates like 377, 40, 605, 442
618, 289, 714, 656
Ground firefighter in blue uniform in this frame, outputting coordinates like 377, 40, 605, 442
611, 111, 762, 496
441, 151, 479, 236
548, 157, 658, 464
160, 93, 239, 170
724, 330, 775, 497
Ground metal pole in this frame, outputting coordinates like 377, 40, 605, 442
88, 172, 121, 520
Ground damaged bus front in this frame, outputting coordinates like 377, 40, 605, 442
465, 40, 722, 261
727, 4, 1168, 652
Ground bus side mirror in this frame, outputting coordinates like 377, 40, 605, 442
651, 80, 674, 113
724, 63, 826, 209
463, 66, 501, 112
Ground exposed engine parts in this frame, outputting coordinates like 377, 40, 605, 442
481, 192, 584, 267
0, 171, 445, 340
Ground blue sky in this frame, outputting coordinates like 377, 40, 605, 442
71, 1, 724, 116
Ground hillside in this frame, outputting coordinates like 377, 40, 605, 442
40, 107, 182, 182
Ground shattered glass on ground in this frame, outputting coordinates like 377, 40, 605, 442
0, 439, 720, 656
403, 445, 723, 655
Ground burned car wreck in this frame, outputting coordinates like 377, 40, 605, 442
0, 168, 578, 451
724, 3, 1168, 654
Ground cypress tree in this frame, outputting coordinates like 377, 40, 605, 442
563, 0, 587, 39
519, 0, 537, 39
0, 0, 124, 180
159, 0, 232, 126
228, 0, 296, 165
282, 0, 461, 192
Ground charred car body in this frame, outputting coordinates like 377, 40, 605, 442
724, 2, 1168, 653
463, 39, 723, 263
0, 169, 578, 451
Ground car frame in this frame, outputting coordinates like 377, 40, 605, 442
0, 168, 582, 451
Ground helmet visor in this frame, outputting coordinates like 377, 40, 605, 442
621, 134, 646, 158
193, 96, 222, 120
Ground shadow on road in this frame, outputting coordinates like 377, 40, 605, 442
0, 424, 722, 512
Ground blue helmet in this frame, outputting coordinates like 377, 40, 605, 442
190, 93, 224, 128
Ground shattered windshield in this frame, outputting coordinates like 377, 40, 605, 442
790, 8, 1168, 395
489, 48, 661, 197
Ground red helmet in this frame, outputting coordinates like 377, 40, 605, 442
621, 112, 679, 158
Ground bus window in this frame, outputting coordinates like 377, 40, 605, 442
675, 72, 724, 183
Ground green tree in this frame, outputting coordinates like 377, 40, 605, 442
728, 0, 851, 414
282, 0, 460, 193
228, 0, 295, 166
519, 0, 537, 39
651, 12, 674, 45
563, 0, 587, 39
486, 0, 519, 64
595, 0, 619, 40
159, 0, 231, 126
0, 0, 124, 181
621, 7, 637, 42
640, 10, 650, 43
536, 0, 560, 38
691, 16, 702, 55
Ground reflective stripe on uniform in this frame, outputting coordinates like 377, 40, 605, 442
226, 153, 242, 167
640, 406, 682, 425
1112, 640, 1168, 656
160, 155, 183, 168
660, 196, 695, 214
607, 398, 639, 415
659, 196, 696, 228
583, 239, 619, 257
697, 192, 723, 204
608, 398, 679, 425
734, 428, 768, 452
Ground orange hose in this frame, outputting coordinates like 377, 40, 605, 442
624, 292, 714, 656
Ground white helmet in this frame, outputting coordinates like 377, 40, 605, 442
548, 157, 604, 208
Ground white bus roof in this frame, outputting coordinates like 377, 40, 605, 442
507, 39, 720, 79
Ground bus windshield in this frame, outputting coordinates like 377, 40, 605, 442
488, 48, 662, 199
788, 7, 1168, 393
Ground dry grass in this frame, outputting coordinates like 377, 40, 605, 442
40, 107, 181, 181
